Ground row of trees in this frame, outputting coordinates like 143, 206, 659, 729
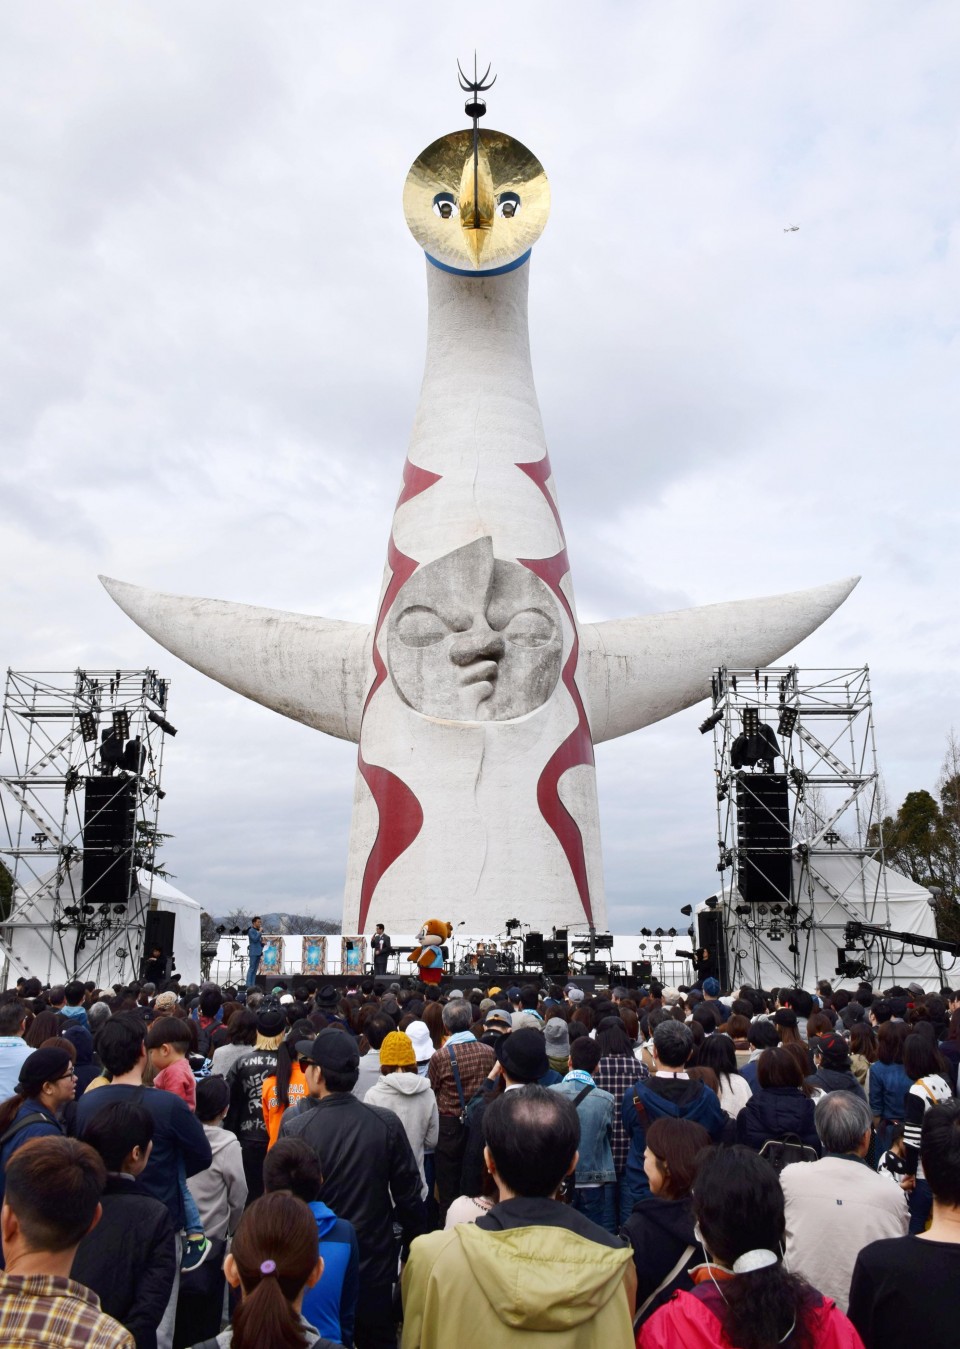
870, 732, 960, 942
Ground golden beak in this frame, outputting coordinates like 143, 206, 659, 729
458, 143, 496, 265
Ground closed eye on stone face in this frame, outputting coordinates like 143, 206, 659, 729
396, 606, 452, 647
501, 608, 555, 648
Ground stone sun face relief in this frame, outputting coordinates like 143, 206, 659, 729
386, 538, 563, 722
402, 128, 550, 274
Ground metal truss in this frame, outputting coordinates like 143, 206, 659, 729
705, 665, 886, 990
0, 669, 171, 987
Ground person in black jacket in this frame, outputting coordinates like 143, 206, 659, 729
737, 1047, 820, 1155
621, 1116, 711, 1328
72, 1100, 177, 1349
804, 1032, 868, 1103
280, 1027, 427, 1349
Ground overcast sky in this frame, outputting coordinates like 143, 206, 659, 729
2, 2, 958, 934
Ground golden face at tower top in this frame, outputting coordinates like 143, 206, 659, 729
403, 128, 550, 273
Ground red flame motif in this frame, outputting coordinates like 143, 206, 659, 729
356, 461, 441, 931
518, 456, 596, 925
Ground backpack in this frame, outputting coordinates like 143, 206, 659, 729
759, 1132, 818, 1174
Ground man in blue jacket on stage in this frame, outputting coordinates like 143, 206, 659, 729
246, 916, 264, 989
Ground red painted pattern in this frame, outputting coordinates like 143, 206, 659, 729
518, 456, 596, 926
356, 461, 441, 932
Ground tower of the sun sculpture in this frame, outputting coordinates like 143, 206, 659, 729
102, 69, 857, 935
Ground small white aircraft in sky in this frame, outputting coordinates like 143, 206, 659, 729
783, 224, 800, 232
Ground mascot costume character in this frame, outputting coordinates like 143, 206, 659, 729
408, 920, 453, 986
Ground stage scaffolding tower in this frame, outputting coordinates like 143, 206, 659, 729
704, 665, 887, 990
0, 669, 172, 988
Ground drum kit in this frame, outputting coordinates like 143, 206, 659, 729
457, 934, 522, 977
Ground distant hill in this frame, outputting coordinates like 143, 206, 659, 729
209, 912, 341, 935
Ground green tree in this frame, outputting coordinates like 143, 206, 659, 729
870, 732, 960, 942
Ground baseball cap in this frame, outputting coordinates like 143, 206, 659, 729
296, 1028, 360, 1074
815, 1032, 850, 1067
565, 985, 584, 1004
484, 1009, 512, 1032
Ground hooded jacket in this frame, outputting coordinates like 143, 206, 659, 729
638, 1281, 864, 1349
186, 1122, 247, 1241
805, 1066, 868, 1103
302, 1200, 360, 1349
622, 1077, 726, 1200
401, 1198, 634, 1348
363, 1070, 439, 1198
736, 1085, 820, 1155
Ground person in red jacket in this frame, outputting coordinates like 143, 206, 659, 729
637, 1146, 864, 1349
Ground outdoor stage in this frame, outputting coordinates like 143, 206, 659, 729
252, 971, 600, 996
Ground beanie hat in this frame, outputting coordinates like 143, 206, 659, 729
379, 1031, 416, 1068
498, 1028, 549, 1083
17, 1047, 72, 1093
405, 1020, 435, 1062
256, 1005, 286, 1037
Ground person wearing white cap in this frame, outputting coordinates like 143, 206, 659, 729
405, 1021, 435, 1077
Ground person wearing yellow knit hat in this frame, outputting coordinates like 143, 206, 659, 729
364, 1032, 439, 1199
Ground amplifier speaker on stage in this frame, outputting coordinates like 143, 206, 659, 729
632, 960, 653, 980
81, 776, 136, 905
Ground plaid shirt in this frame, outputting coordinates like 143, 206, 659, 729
428, 1039, 495, 1117
0, 1272, 134, 1349
594, 1053, 647, 1174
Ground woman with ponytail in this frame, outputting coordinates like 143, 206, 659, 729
637, 1146, 864, 1349
189, 1191, 341, 1349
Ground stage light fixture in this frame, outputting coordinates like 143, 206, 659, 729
668, 927, 677, 937
742, 707, 760, 736
757, 904, 768, 916
113, 904, 126, 915
823, 830, 841, 848
148, 710, 178, 736
640, 927, 652, 937
771, 905, 783, 916
78, 711, 98, 742
777, 706, 798, 736
680, 905, 693, 917
698, 709, 723, 735
639, 942, 647, 951
788, 942, 800, 954
113, 709, 130, 739
735, 904, 751, 917
785, 904, 799, 919
655, 927, 664, 937
705, 897, 719, 910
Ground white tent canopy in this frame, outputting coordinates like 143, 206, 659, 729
710, 855, 946, 993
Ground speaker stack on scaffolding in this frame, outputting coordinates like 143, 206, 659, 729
700, 665, 888, 991
0, 669, 175, 987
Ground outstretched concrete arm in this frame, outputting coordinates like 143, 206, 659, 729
99, 577, 372, 743
578, 576, 860, 743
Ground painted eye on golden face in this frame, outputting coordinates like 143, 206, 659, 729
502, 608, 554, 648
496, 191, 521, 219
396, 606, 451, 647
433, 192, 456, 219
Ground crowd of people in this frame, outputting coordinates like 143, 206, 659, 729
0, 968, 959, 1347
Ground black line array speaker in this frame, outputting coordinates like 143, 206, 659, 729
696, 909, 729, 991
736, 772, 792, 906
81, 777, 136, 905
142, 909, 175, 980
